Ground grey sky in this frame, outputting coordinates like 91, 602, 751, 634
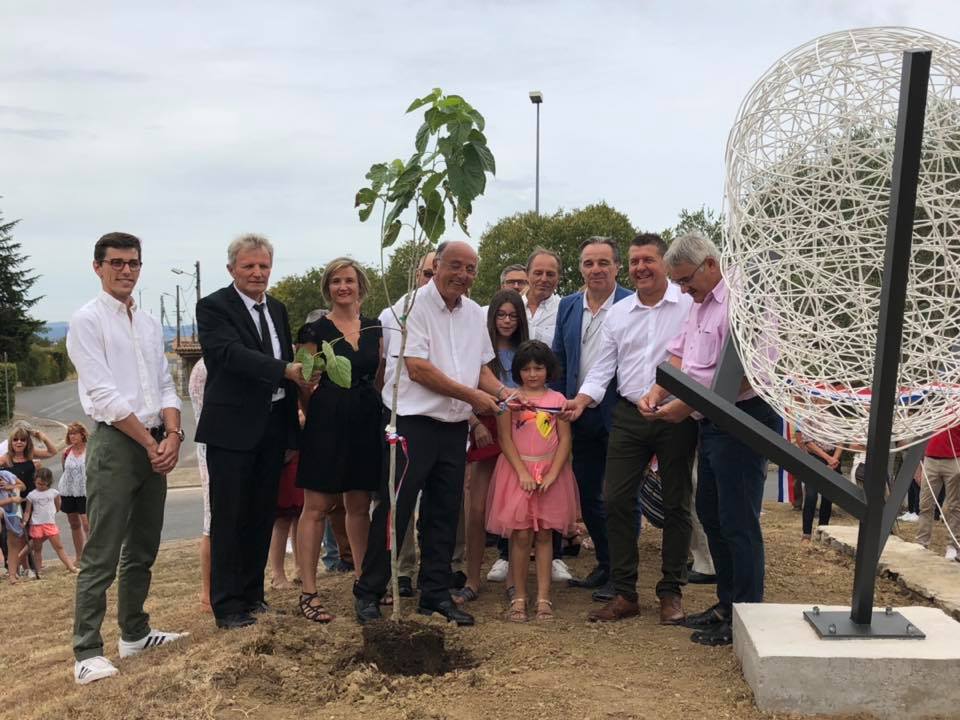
3, 1, 957, 322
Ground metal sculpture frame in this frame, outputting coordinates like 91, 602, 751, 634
657, 49, 933, 639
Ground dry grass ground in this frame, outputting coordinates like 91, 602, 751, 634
1, 503, 947, 720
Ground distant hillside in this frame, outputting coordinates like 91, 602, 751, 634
40, 321, 195, 345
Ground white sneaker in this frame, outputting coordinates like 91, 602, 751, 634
898, 512, 919, 522
118, 629, 189, 659
551, 559, 573, 582
946, 546, 958, 562
74, 656, 118, 685
486, 558, 509, 582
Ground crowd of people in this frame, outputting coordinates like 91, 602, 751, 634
37, 227, 959, 686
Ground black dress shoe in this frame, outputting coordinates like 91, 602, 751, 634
398, 576, 415, 598
355, 596, 382, 625
448, 570, 467, 589
216, 612, 257, 630
417, 599, 475, 626
591, 581, 616, 603
687, 570, 717, 585
691, 620, 733, 646
568, 565, 609, 589
681, 603, 730, 629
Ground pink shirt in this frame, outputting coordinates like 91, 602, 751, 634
667, 277, 755, 416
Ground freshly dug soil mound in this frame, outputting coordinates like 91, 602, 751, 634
360, 619, 460, 675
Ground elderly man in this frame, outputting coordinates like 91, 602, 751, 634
381, 248, 465, 597
67, 232, 186, 684
565, 234, 695, 623
553, 237, 632, 591
640, 231, 779, 647
196, 234, 309, 630
354, 241, 502, 626
524, 247, 561, 344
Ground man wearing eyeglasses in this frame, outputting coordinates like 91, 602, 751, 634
67, 232, 187, 685
552, 237, 632, 593
500, 264, 529, 294
639, 231, 779, 647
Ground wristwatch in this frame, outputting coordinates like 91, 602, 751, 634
164, 427, 186, 442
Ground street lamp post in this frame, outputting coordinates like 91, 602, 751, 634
172, 261, 201, 340
529, 90, 543, 215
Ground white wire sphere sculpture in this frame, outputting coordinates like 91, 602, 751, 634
725, 27, 960, 449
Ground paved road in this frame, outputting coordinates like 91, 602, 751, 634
13, 379, 198, 468
38, 486, 203, 563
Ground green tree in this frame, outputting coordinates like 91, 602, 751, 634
0, 212, 43, 362
269, 267, 325, 334
473, 202, 636, 303
661, 206, 725, 246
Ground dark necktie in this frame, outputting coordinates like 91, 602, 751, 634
254, 303, 272, 356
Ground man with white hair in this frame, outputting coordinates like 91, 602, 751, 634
639, 231, 779, 647
196, 234, 310, 630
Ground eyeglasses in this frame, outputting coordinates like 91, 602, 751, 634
420, 269, 435, 279
504, 279, 528, 288
673, 260, 706, 287
101, 258, 143, 271
438, 259, 477, 276
495, 311, 519, 321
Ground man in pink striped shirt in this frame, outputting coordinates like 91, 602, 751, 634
639, 231, 779, 647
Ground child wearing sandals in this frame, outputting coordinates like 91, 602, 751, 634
486, 341, 580, 622
23, 468, 79, 574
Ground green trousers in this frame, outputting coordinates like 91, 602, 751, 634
73, 423, 166, 661
604, 398, 698, 600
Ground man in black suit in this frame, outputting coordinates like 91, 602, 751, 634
196, 233, 309, 629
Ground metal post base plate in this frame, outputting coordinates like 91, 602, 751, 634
803, 609, 925, 639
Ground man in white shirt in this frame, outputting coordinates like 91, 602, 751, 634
524, 248, 561, 344
565, 234, 697, 623
354, 241, 502, 626
66, 232, 187, 685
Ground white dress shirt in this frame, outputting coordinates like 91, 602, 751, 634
67, 291, 181, 427
233, 285, 285, 401
579, 282, 693, 405
524, 292, 560, 345
578, 289, 618, 385
382, 279, 494, 423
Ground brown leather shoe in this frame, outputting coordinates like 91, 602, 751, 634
659, 594, 685, 625
587, 594, 639, 622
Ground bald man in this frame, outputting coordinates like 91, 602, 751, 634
355, 242, 502, 626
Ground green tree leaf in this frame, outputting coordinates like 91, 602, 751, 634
355, 188, 377, 207
327, 354, 352, 389
417, 189, 446, 242
358, 204, 374, 222
365, 164, 389, 192
467, 108, 485, 132
470, 141, 496, 175
294, 346, 315, 381
421, 170, 444, 198
382, 220, 402, 248
415, 122, 431, 154
448, 146, 486, 202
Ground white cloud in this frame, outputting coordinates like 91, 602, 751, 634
3, 0, 958, 320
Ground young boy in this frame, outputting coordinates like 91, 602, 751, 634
23, 467, 78, 574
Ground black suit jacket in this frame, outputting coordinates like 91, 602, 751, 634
195, 285, 299, 452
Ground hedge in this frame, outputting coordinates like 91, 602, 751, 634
16, 345, 73, 387
0, 362, 16, 425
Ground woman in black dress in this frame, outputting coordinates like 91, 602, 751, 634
295, 257, 383, 622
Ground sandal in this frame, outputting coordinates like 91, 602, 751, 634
507, 597, 528, 623
299, 592, 334, 623
452, 585, 479, 605
535, 598, 554, 621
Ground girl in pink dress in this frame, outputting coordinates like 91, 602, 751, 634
486, 341, 579, 622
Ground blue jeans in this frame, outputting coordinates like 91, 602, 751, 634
321, 520, 340, 571
571, 407, 611, 571
696, 397, 779, 609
